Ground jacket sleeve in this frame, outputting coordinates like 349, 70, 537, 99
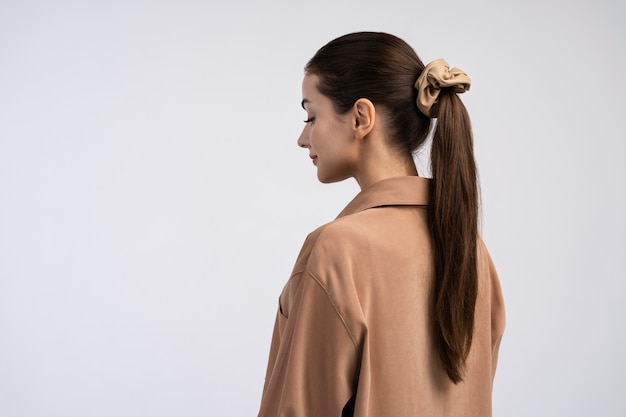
478, 239, 506, 380
489, 256, 505, 379
258, 270, 359, 417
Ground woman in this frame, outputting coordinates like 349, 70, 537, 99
258, 32, 505, 417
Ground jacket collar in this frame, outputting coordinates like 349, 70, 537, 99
336, 176, 430, 219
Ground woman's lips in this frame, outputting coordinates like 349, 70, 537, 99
310, 155, 318, 165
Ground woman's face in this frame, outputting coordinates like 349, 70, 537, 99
297, 74, 359, 183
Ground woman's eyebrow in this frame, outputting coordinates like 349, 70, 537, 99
301, 99, 310, 109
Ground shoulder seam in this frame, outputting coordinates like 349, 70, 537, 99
304, 269, 360, 351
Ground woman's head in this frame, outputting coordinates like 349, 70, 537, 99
304, 32, 431, 155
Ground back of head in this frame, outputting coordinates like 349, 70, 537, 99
304, 32, 431, 155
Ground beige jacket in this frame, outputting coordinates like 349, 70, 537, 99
258, 176, 505, 417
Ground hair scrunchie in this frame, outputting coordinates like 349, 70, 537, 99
415, 59, 471, 117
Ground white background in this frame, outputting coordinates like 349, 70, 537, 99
1, 0, 624, 415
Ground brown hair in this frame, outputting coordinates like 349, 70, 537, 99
305, 32, 478, 384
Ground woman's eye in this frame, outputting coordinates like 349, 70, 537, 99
303, 117, 315, 124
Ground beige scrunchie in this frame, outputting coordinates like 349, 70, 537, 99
415, 59, 471, 117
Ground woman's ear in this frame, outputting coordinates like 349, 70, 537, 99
353, 98, 376, 140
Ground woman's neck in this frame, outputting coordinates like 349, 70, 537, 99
354, 140, 417, 189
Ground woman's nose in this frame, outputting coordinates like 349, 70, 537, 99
297, 128, 309, 148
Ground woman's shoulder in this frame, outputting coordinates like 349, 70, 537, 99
311, 211, 376, 250
298, 212, 379, 278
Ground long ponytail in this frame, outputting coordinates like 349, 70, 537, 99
429, 90, 478, 384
